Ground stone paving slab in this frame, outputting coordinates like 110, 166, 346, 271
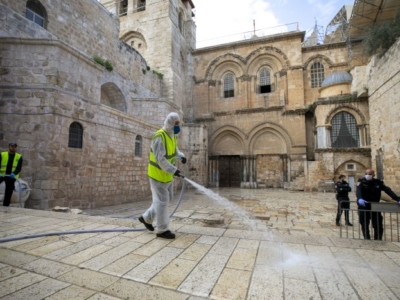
0, 189, 400, 299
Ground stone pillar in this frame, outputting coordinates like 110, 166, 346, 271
282, 155, 288, 184
209, 157, 219, 188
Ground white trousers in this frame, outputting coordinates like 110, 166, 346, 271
142, 178, 173, 233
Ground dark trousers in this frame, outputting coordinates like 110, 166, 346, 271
0, 177, 16, 206
336, 198, 350, 223
358, 210, 383, 240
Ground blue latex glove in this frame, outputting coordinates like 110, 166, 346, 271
397, 199, 400, 205
358, 199, 368, 206
9, 173, 15, 179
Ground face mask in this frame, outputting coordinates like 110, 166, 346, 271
173, 125, 180, 134
365, 175, 373, 181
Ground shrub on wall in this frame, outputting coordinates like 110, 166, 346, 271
363, 12, 400, 57
93, 55, 113, 71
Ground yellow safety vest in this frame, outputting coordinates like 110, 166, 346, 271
0, 152, 21, 178
148, 129, 177, 183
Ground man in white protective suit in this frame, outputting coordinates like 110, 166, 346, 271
138, 112, 187, 239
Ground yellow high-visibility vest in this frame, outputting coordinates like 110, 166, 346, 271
148, 129, 177, 183
0, 152, 21, 178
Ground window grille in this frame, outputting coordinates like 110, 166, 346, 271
311, 62, 324, 88
68, 122, 83, 149
25, 1, 46, 28
224, 74, 234, 98
138, 0, 146, 11
135, 135, 142, 157
119, 0, 128, 16
331, 112, 359, 148
259, 68, 271, 93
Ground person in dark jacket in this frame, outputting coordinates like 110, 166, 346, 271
356, 169, 400, 240
0, 143, 23, 206
335, 174, 352, 226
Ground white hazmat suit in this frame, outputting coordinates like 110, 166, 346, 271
142, 112, 185, 235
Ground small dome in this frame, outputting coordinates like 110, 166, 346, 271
321, 71, 352, 88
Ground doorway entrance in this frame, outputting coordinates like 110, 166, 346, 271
219, 156, 241, 187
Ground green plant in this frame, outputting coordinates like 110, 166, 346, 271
363, 12, 400, 57
93, 55, 113, 72
152, 70, 164, 79
104, 60, 113, 72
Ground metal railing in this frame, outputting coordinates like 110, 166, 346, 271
338, 201, 400, 242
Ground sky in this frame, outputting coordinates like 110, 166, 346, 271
193, 0, 352, 47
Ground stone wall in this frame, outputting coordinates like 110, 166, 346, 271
0, 1, 177, 208
256, 155, 283, 188
0, 39, 162, 208
0, 1, 162, 92
367, 38, 400, 196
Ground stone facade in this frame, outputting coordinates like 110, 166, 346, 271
191, 31, 370, 191
1, 0, 399, 209
366, 38, 400, 197
1, 0, 177, 209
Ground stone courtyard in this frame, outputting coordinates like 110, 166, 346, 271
1, 186, 400, 299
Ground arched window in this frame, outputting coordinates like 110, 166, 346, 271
25, 0, 47, 28
135, 135, 142, 157
223, 73, 234, 98
68, 122, 83, 149
331, 112, 359, 148
259, 68, 271, 93
311, 62, 324, 88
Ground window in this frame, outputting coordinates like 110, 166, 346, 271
346, 163, 356, 171
178, 12, 184, 34
223, 73, 234, 98
331, 112, 359, 148
259, 68, 271, 93
311, 62, 324, 88
135, 135, 142, 157
68, 122, 83, 149
138, 0, 146, 11
25, 0, 46, 28
120, 0, 128, 16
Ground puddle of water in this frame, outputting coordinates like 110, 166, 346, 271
184, 178, 273, 237
184, 178, 314, 268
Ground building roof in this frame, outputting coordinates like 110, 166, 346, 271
348, 0, 400, 41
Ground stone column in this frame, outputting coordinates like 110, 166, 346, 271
282, 154, 288, 184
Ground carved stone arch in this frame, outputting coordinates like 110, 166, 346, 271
205, 54, 246, 80
304, 54, 333, 69
210, 126, 246, 156
120, 30, 147, 51
335, 160, 367, 173
248, 122, 293, 154
212, 61, 244, 82
325, 106, 366, 125
246, 46, 290, 71
101, 82, 127, 112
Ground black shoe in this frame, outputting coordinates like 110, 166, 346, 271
345, 222, 353, 226
156, 230, 175, 239
336, 221, 340, 226
138, 216, 154, 231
